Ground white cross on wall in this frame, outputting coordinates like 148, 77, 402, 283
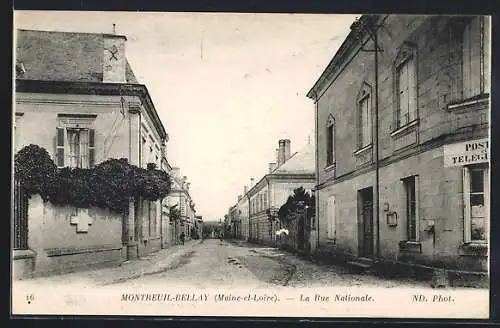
70, 208, 94, 233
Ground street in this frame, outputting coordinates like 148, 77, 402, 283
15, 239, 433, 289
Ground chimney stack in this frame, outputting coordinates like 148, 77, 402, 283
278, 140, 286, 166
284, 139, 291, 161
244, 185, 248, 194
171, 167, 181, 179
186, 182, 191, 192
103, 32, 127, 83
250, 178, 255, 187
275, 148, 280, 164
269, 162, 277, 173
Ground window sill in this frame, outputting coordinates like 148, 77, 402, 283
459, 242, 488, 256
447, 95, 489, 112
13, 249, 36, 260
354, 144, 373, 156
324, 163, 336, 172
398, 240, 422, 253
390, 119, 419, 138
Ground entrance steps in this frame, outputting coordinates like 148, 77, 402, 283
346, 257, 374, 273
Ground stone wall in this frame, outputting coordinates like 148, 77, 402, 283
13, 194, 123, 279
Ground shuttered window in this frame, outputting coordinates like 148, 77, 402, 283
56, 127, 95, 168
462, 16, 490, 99
396, 57, 417, 128
327, 195, 336, 239
359, 95, 372, 147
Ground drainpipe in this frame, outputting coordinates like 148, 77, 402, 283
374, 25, 381, 261
314, 93, 320, 250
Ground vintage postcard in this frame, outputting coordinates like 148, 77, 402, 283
11, 11, 490, 318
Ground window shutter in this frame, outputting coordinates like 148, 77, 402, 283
398, 64, 409, 126
463, 167, 471, 242
88, 129, 95, 168
462, 23, 471, 98
407, 58, 417, 122
483, 17, 490, 94
328, 196, 336, 239
56, 127, 65, 167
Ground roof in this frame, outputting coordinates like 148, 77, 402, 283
272, 142, 315, 175
306, 15, 379, 100
15, 29, 138, 83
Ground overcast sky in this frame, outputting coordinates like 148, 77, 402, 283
14, 11, 357, 221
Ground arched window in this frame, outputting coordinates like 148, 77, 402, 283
326, 114, 335, 166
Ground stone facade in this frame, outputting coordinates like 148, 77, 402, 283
307, 15, 490, 279
229, 139, 315, 250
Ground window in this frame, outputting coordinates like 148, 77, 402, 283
359, 94, 372, 147
463, 165, 489, 243
403, 176, 419, 241
326, 114, 335, 166
327, 196, 336, 239
56, 127, 95, 168
263, 191, 268, 209
396, 56, 417, 128
462, 16, 490, 99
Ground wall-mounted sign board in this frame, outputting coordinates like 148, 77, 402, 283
443, 138, 489, 167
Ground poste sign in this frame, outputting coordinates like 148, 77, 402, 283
443, 138, 489, 167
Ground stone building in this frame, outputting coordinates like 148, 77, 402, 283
245, 139, 315, 248
236, 185, 250, 241
166, 167, 198, 243
307, 15, 490, 285
13, 29, 170, 277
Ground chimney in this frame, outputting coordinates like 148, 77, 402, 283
284, 139, 291, 161
275, 148, 280, 163
186, 182, 191, 192
244, 185, 248, 194
171, 167, 181, 179
269, 162, 277, 173
278, 140, 286, 166
103, 31, 127, 83
250, 178, 255, 187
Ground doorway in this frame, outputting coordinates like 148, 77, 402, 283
358, 187, 374, 258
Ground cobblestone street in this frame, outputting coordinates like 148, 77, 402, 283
15, 239, 442, 290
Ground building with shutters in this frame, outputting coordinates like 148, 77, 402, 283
165, 167, 199, 243
307, 15, 490, 286
13, 28, 171, 278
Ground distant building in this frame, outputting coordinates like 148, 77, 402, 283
242, 139, 316, 249
307, 15, 489, 284
166, 168, 198, 243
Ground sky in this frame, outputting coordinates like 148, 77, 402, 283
14, 11, 357, 222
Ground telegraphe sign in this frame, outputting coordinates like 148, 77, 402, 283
443, 138, 489, 167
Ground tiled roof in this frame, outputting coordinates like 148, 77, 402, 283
16, 29, 138, 83
272, 142, 315, 175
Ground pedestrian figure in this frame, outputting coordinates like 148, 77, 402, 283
180, 232, 185, 245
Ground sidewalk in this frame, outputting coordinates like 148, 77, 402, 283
14, 239, 203, 287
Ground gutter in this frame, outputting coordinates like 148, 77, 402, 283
314, 93, 320, 250
15, 79, 167, 140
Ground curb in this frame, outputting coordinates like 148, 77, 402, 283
100, 240, 202, 285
